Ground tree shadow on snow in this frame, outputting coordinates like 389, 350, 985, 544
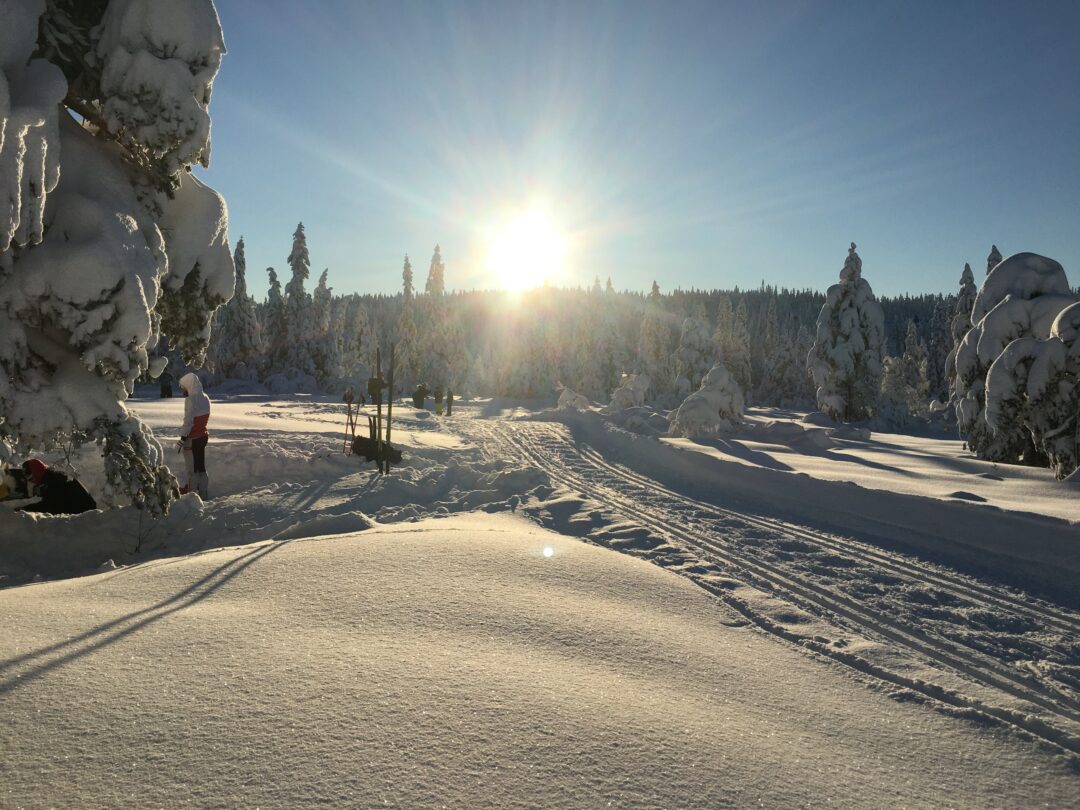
689, 438, 795, 472
0, 541, 288, 695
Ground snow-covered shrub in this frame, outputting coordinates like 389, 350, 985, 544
603, 372, 651, 413
986, 303, 1080, 478
557, 385, 590, 410
0, 0, 232, 516
953, 253, 1076, 462
669, 363, 745, 437
807, 243, 885, 421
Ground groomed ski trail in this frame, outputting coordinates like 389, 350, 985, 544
454, 417, 1080, 762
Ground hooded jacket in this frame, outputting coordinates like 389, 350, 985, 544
179, 372, 211, 439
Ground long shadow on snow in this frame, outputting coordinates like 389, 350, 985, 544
555, 411, 1080, 610
0, 541, 287, 694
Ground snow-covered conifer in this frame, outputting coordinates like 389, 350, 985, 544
0, 0, 233, 515
311, 269, 338, 382
425, 244, 445, 296
673, 317, 714, 396
899, 319, 930, 417
638, 298, 674, 402
945, 263, 978, 399
402, 254, 414, 302
927, 297, 952, 402
954, 252, 1076, 462
284, 223, 316, 375
210, 237, 262, 378
987, 244, 1003, 276
986, 303, 1080, 477
263, 268, 287, 370
807, 243, 885, 421
669, 363, 745, 437
729, 300, 753, 396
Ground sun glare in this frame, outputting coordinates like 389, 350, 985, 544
486, 209, 567, 291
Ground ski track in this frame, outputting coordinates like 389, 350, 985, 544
455, 417, 1080, 761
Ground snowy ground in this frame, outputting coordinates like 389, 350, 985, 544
3, 514, 1077, 807
2, 396, 1079, 805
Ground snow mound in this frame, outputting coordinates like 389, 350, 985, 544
749, 420, 836, 451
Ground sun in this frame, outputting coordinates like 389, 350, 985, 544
486, 209, 567, 291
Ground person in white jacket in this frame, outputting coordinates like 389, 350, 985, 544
178, 372, 212, 498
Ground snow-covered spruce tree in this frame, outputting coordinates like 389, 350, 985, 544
669, 363, 745, 437
807, 243, 885, 421
402, 253, 413, 302
263, 267, 287, 371
926, 296, 952, 402
755, 297, 781, 403
954, 252, 1076, 462
311, 269, 339, 383
638, 289, 675, 403
284, 222, 316, 376
339, 294, 370, 381
425, 244, 445, 296
729, 300, 753, 396
673, 316, 714, 398
0, 0, 233, 515
899, 319, 930, 417
210, 238, 262, 379
944, 262, 978, 406
986, 303, 1080, 478
987, 244, 1002, 276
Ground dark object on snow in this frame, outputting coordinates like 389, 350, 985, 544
17, 459, 96, 515
350, 435, 403, 464
412, 382, 428, 409
0, 467, 29, 500
446, 389, 453, 416
160, 369, 173, 398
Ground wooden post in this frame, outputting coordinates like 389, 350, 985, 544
374, 347, 383, 472
384, 343, 395, 474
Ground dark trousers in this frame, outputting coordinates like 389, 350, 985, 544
192, 436, 208, 473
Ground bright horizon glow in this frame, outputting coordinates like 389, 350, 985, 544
486, 209, 568, 291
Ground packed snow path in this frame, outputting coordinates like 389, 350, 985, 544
2, 516, 1078, 807
452, 415, 1080, 761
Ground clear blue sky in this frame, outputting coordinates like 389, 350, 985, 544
198, 0, 1080, 298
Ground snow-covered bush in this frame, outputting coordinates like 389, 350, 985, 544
807, 243, 885, 421
603, 372, 651, 413
986, 302, 1080, 478
669, 363, 745, 437
953, 253, 1076, 462
0, 0, 233, 516
557, 385, 590, 410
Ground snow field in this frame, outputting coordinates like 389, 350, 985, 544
2, 514, 1077, 808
